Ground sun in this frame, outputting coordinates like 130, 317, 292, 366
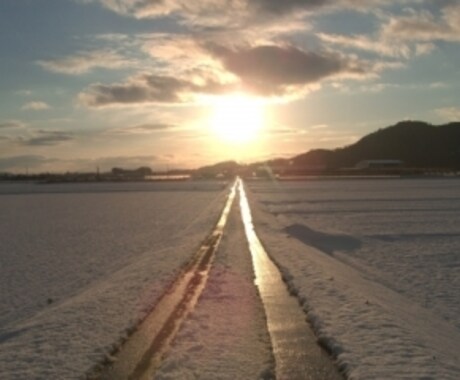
210, 94, 265, 144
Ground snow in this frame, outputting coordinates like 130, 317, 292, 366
2, 178, 459, 379
0, 181, 228, 380
246, 178, 460, 379
156, 200, 275, 380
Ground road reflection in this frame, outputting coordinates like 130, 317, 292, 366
238, 178, 343, 380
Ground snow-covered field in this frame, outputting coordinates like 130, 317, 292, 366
0, 181, 228, 380
246, 178, 460, 379
2, 178, 459, 380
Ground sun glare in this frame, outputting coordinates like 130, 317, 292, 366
210, 94, 264, 144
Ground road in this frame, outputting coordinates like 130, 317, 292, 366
91, 179, 343, 380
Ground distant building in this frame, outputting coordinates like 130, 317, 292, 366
355, 160, 403, 169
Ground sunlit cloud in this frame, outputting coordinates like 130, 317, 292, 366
37, 50, 136, 75
318, 33, 412, 58
414, 42, 436, 56
436, 107, 460, 122
82, 0, 418, 27
318, 3, 460, 60
69, 2, 447, 115
80, 40, 398, 108
140, 34, 220, 75
381, 4, 460, 43
21, 101, 51, 111
329, 80, 449, 95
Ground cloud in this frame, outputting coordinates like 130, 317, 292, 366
140, 34, 216, 71
0, 120, 26, 129
318, 3, 460, 59
82, 0, 404, 26
329, 80, 448, 94
318, 32, 412, 58
79, 40, 398, 107
83, 0, 304, 24
18, 130, 74, 146
111, 123, 177, 134
78, 72, 234, 107
381, 4, 460, 43
126, 123, 176, 131
37, 50, 135, 75
414, 42, 436, 56
436, 106, 460, 121
205, 43, 380, 95
21, 101, 51, 111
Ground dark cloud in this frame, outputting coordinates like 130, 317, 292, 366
79, 42, 380, 106
130, 123, 175, 131
79, 75, 189, 106
20, 131, 74, 146
79, 73, 234, 107
206, 43, 370, 95
111, 123, 177, 134
244, 0, 396, 16
251, 0, 331, 15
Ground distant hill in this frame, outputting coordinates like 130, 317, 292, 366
196, 121, 460, 177
290, 121, 460, 170
195, 160, 240, 178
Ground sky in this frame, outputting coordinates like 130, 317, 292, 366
0, 0, 459, 173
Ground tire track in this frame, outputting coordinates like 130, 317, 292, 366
91, 182, 236, 380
